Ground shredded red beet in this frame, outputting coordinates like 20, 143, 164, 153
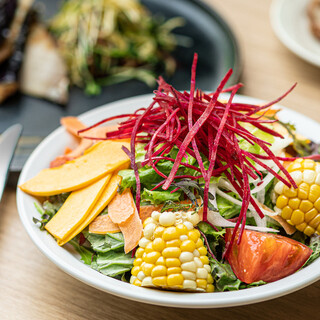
81, 53, 298, 254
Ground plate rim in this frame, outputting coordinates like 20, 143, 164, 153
17, 93, 320, 308
270, 0, 320, 67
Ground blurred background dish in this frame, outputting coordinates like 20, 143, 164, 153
0, 0, 241, 172
270, 0, 320, 68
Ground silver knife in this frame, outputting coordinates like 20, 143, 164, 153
0, 124, 23, 202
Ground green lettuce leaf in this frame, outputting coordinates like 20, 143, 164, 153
69, 239, 93, 265
141, 188, 181, 205
86, 232, 125, 253
210, 259, 242, 291
216, 194, 241, 219
304, 234, 320, 267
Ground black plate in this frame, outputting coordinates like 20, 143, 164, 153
0, 0, 241, 171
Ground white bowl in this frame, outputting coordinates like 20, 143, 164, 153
17, 93, 320, 308
270, 0, 320, 67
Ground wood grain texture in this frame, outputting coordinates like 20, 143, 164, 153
1, 0, 320, 319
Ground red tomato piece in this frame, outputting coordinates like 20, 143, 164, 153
225, 228, 312, 284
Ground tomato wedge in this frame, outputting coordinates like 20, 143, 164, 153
225, 229, 312, 284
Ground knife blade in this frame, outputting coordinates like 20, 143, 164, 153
0, 124, 23, 202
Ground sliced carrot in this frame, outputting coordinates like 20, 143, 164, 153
118, 206, 143, 254
60, 117, 86, 137
88, 215, 121, 234
108, 189, 135, 225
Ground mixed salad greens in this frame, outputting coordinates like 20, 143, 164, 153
21, 54, 320, 293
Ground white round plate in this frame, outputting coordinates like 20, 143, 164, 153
270, 0, 320, 67
17, 93, 320, 308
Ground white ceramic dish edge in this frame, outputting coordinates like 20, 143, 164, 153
270, 0, 320, 67
17, 93, 320, 308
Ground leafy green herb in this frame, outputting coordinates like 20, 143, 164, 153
171, 179, 216, 211
304, 234, 320, 267
33, 193, 70, 230
69, 239, 94, 265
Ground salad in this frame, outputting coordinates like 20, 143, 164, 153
20, 54, 320, 293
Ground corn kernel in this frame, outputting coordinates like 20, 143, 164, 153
299, 200, 313, 213
283, 186, 298, 198
194, 257, 203, 268
144, 252, 161, 264
143, 217, 154, 228
167, 267, 182, 275
276, 195, 288, 209
298, 182, 309, 200
304, 226, 315, 236
152, 238, 166, 252
133, 258, 143, 266
133, 279, 142, 286
154, 226, 165, 238
290, 171, 303, 185
183, 280, 197, 290
165, 258, 181, 268
196, 268, 208, 279
274, 181, 285, 194
183, 221, 194, 230
181, 261, 197, 272
198, 246, 208, 256
309, 184, 320, 202
200, 256, 209, 265
142, 276, 153, 287
166, 239, 182, 247
302, 159, 316, 169
195, 238, 203, 248
290, 209, 305, 225
144, 223, 156, 240
162, 247, 181, 258
139, 237, 150, 248
310, 214, 320, 229
193, 249, 200, 257
141, 263, 154, 276
316, 173, 320, 185
179, 252, 194, 263
288, 198, 301, 210
180, 240, 196, 252
296, 222, 307, 232
182, 270, 196, 280
288, 162, 302, 172
162, 227, 179, 241
196, 279, 207, 289
176, 224, 188, 235
151, 265, 167, 277
156, 256, 166, 266
145, 242, 154, 253
151, 211, 161, 221
188, 229, 200, 242
281, 206, 293, 220
137, 271, 146, 281
303, 170, 316, 184
187, 212, 200, 226
207, 274, 214, 284
206, 284, 215, 292
152, 276, 167, 287
131, 266, 140, 276
135, 247, 144, 258
314, 198, 320, 211
159, 211, 176, 227
167, 274, 184, 286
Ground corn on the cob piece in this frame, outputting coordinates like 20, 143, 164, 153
274, 159, 320, 236
130, 210, 214, 292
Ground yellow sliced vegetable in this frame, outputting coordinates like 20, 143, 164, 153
19, 140, 130, 196
45, 174, 112, 240
58, 173, 123, 245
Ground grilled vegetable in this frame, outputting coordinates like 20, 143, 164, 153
130, 211, 214, 292
49, 0, 183, 95
274, 158, 320, 236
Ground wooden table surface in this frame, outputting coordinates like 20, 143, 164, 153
1, 0, 320, 319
